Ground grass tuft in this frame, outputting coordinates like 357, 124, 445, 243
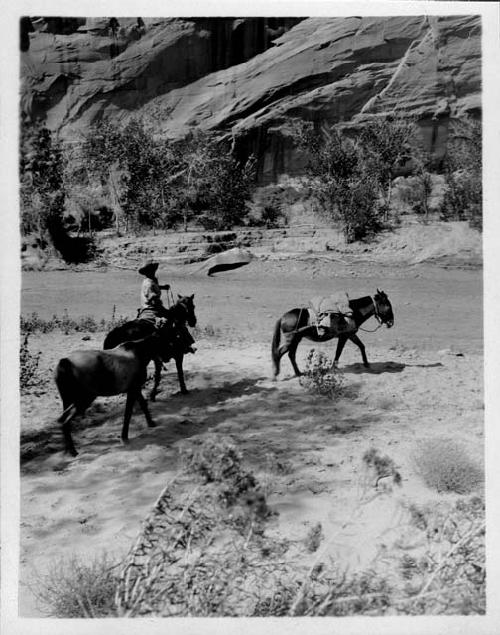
20, 306, 127, 335
20, 334, 42, 392
299, 349, 345, 399
412, 438, 483, 494
32, 553, 118, 618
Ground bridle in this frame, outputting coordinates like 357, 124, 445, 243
358, 296, 384, 333
371, 295, 383, 325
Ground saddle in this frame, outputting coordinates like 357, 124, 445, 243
136, 309, 196, 354
308, 293, 356, 335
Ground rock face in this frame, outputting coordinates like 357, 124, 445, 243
21, 15, 481, 183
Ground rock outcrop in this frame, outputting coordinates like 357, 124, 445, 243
21, 15, 481, 182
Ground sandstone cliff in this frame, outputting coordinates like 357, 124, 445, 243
20, 15, 481, 182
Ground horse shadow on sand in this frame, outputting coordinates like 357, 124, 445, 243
22, 375, 275, 468
340, 360, 443, 375
341, 361, 406, 375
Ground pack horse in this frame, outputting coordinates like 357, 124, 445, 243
271, 289, 394, 377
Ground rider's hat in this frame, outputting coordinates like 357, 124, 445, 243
138, 259, 159, 276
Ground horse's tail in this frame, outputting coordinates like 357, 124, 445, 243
271, 319, 282, 377
55, 358, 77, 422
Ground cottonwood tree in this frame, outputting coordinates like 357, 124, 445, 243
440, 115, 482, 228
298, 123, 383, 242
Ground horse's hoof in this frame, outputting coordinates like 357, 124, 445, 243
121, 438, 130, 446
148, 421, 157, 428
66, 449, 78, 457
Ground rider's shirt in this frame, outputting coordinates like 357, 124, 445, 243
141, 277, 162, 309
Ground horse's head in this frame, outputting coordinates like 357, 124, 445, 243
176, 293, 197, 328
373, 289, 394, 328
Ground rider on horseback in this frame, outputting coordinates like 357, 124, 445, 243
138, 260, 196, 354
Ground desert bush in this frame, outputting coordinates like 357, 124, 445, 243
33, 553, 118, 618
247, 184, 297, 227
20, 306, 127, 335
114, 435, 284, 617
401, 496, 485, 615
303, 522, 324, 553
412, 438, 483, 494
362, 447, 402, 488
20, 334, 41, 391
299, 349, 345, 399
34, 438, 480, 618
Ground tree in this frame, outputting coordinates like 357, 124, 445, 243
440, 116, 482, 229
297, 123, 383, 242
20, 121, 65, 238
359, 116, 419, 220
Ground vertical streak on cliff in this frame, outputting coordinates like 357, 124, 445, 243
359, 16, 429, 117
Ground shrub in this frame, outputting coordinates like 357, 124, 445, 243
296, 124, 387, 242
299, 349, 345, 399
412, 438, 483, 494
440, 116, 482, 229
303, 522, 323, 553
247, 184, 296, 227
32, 553, 119, 618
20, 307, 127, 335
362, 447, 402, 488
402, 496, 485, 615
20, 334, 41, 391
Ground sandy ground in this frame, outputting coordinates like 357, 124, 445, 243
19, 258, 483, 617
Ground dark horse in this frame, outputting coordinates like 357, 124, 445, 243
103, 294, 197, 400
55, 327, 174, 456
272, 289, 394, 377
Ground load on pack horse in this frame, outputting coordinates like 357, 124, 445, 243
272, 289, 394, 377
103, 260, 197, 399
56, 323, 176, 456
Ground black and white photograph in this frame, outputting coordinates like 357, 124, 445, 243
2, 1, 499, 633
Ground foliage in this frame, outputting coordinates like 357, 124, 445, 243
80, 123, 257, 232
362, 447, 402, 488
440, 116, 482, 229
81, 119, 179, 232
194, 145, 257, 230
299, 349, 345, 399
359, 115, 419, 202
297, 124, 385, 242
402, 496, 485, 615
20, 306, 127, 335
33, 553, 118, 618
35, 438, 485, 618
296, 116, 433, 240
115, 435, 276, 617
247, 185, 297, 227
20, 121, 65, 236
20, 120, 98, 262
412, 438, 483, 494
303, 522, 324, 553
20, 334, 41, 392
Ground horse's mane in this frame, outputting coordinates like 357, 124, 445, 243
349, 296, 373, 311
